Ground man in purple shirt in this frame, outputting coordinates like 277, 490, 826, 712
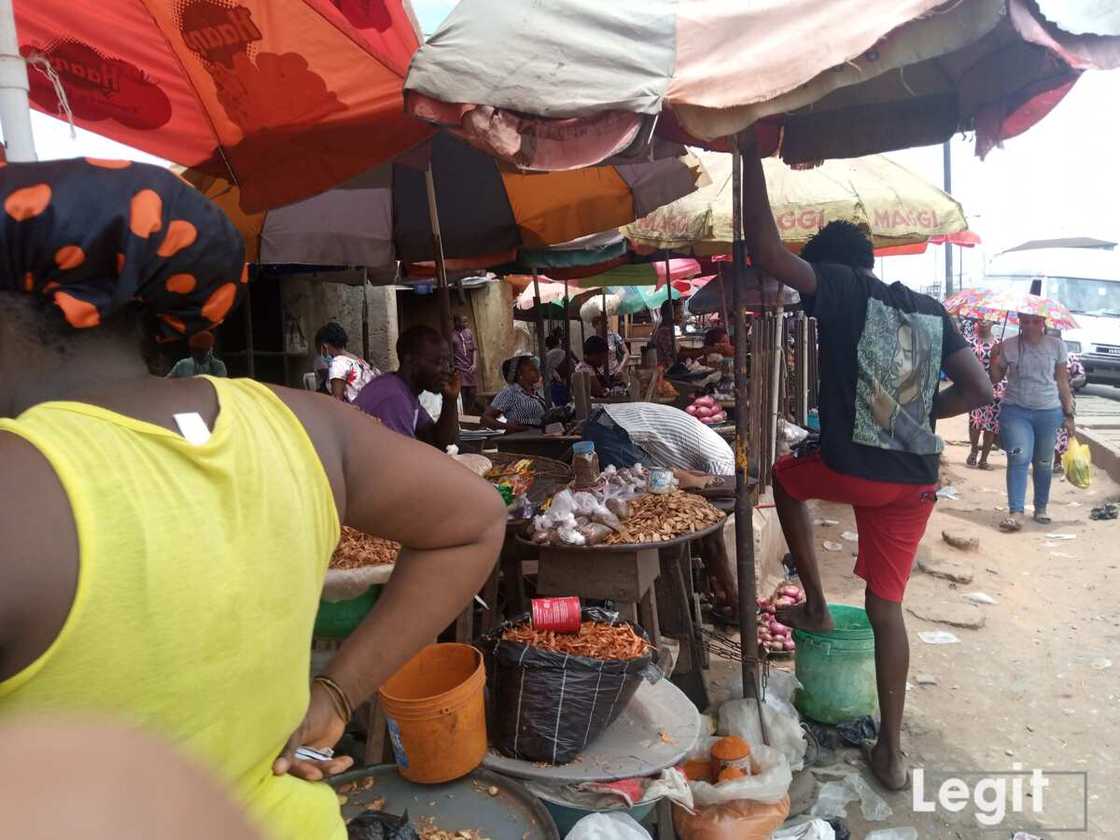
355, 325, 460, 449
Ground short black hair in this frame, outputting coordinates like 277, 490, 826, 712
315, 322, 348, 349
546, 328, 563, 349
800, 220, 875, 270
397, 324, 443, 360
659, 298, 676, 321
583, 335, 609, 356
501, 354, 535, 383
704, 327, 728, 345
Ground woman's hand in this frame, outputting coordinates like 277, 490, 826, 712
272, 682, 353, 781
1064, 415, 1076, 436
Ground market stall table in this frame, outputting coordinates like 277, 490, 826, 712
494, 432, 580, 461
523, 518, 725, 647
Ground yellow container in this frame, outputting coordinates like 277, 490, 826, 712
378, 643, 487, 784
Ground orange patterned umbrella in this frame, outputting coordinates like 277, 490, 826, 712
16, 0, 432, 212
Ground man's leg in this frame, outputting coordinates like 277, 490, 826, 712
865, 589, 910, 791
772, 461, 833, 632
702, 529, 737, 617
852, 488, 935, 791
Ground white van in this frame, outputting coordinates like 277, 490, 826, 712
983, 243, 1120, 387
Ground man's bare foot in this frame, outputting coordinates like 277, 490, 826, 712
776, 600, 834, 633
863, 740, 909, 791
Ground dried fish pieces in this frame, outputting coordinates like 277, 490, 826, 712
606, 490, 724, 545
502, 620, 651, 660
331, 526, 400, 569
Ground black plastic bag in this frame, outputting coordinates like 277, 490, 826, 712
486, 607, 660, 764
347, 810, 419, 840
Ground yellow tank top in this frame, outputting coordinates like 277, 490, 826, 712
0, 377, 344, 840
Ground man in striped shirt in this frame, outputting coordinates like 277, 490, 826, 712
581, 401, 738, 624
583, 401, 734, 477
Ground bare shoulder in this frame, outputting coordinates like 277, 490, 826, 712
0, 431, 79, 675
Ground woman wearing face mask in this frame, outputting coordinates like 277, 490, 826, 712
990, 313, 1076, 531
482, 355, 546, 432
315, 322, 379, 403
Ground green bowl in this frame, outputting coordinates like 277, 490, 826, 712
314, 585, 381, 639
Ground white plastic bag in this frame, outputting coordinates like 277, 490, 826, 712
719, 698, 807, 773
321, 565, 393, 602
567, 812, 652, 840
683, 738, 792, 807
773, 819, 837, 840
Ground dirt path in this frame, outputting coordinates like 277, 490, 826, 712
711, 415, 1120, 838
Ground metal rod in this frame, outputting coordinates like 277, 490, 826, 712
0, 0, 37, 162
242, 272, 255, 379
601, 288, 609, 341
770, 306, 785, 469
731, 145, 766, 743
943, 141, 953, 296
424, 163, 454, 342
532, 271, 551, 408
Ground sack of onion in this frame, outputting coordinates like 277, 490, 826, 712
755, 583, 805, 656
486, 608, 660, 764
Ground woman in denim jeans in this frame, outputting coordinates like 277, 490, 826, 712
990, 314, 1076, 531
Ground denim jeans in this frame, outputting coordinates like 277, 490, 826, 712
1000, 403, 1064, 514
581, 409, 647, 469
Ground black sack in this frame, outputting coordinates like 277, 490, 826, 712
487, 607, 660, 765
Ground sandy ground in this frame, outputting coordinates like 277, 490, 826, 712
707, 414, 1120, 839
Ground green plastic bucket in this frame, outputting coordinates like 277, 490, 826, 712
792, 604, 878, 725
313, 585, 381, 640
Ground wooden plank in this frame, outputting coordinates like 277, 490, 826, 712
536, 547, 659, 602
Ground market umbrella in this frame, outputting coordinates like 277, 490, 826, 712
945, 287, 1079, 330
573, 258, 702, 289
185, 133, 706, 267
625, 151, 969, 254
14, 0, 433, 211
404, 0, 1120, 170
875, 231, 982, 257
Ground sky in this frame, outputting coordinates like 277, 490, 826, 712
21, 0, 1120, 293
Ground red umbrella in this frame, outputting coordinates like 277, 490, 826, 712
875, 231, 982, 257
14, 0, 432, 211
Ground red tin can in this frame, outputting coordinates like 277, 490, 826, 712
530, 596, 582, 634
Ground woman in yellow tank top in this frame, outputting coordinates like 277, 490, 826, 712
0, 159, 506, 840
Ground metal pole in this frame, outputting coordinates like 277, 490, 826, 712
242, 274, 255, 379
0, 1, 36, 162
601, 288, 609, 341
769, 305, 785, 467
942, 141, 953, 296
424, 163, 454, 343
731, 144, 766, 735
532, 271, 551, 408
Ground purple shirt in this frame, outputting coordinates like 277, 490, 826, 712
354, 373, 432, 439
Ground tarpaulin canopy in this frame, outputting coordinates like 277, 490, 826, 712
185, 133, 706, 268
17, 0, 434, 212
405, 0, 1120, 170
626, 150, 969, 255
574, 258, 702, 289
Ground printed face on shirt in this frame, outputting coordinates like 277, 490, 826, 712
854, 298, 941, 455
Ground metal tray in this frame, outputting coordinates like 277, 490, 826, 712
482, 676, 701, 783
520, 516, 725, 553
330, 765, 559, 840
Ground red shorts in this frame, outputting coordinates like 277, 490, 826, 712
772, 452, 937, 602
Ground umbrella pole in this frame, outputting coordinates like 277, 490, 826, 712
731, 144, 767, 741
532, 271, 551, 408
0, 1, 36, 162
718, 262, 731, 329
601, 288, 609, 342
563, 276, 571, 372
424, 164, 454, 343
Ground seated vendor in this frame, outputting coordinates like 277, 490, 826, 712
573, 335, 614, 399
679, 327, 735, 365
483, 355, 547, 432
354, 325, 459, 449
582, 401, 740, 620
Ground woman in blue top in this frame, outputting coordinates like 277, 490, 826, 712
990, 313, 1076, 531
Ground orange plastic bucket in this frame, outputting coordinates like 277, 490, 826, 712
378, 643, 487, 784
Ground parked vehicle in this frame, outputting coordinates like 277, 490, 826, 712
984, 242, 1120, 387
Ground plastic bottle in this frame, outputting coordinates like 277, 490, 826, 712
572, 440, 601, 487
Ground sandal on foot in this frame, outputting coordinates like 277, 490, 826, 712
999, 517, 1022, 533
861, 740, 911, 792
977, 460, 994, 471
1033, 510, 1052, 525
966, 452, 978, 467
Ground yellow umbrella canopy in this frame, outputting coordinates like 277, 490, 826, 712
624, 150, 968, 255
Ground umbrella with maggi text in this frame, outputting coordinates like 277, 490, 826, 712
15, 0, 432, 212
